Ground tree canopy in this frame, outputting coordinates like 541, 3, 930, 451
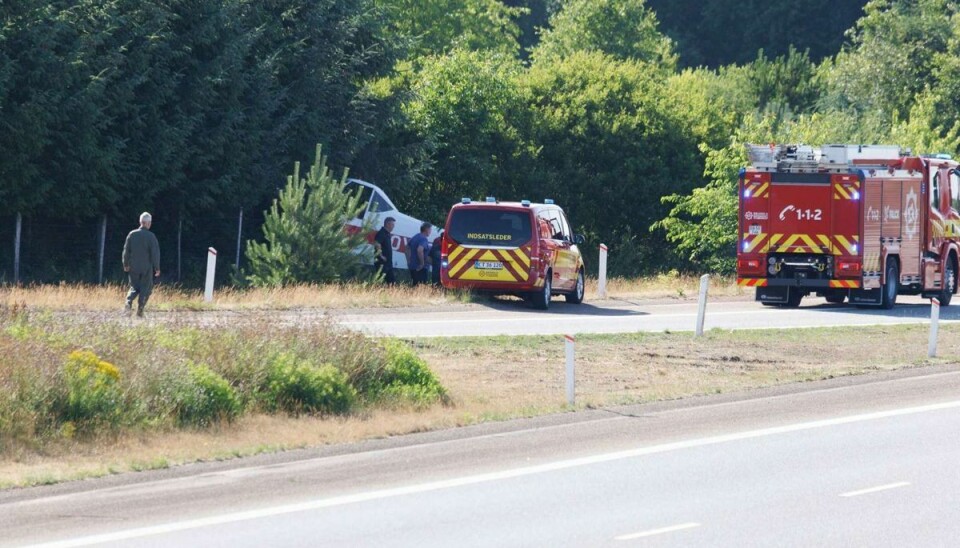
12, 0, 960, 283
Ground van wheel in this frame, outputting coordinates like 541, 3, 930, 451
531, 274, 552, 310
881, 259, 899, 310
939, 257, 956, 307
565, 269, 585, 304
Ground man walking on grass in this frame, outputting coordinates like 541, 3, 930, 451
122, 212, 160, 317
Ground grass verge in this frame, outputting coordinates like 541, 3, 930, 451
0, 274, 744, 312
1, 308, 957, 489
0, 305, 447, 488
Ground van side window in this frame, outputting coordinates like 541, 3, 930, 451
546, 210, 564, 240
538, 215, 552, 239
557, 211, 572, 241
951, 171, 960, 212
931, 171, 941, 209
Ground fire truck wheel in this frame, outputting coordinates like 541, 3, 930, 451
881, 260, 899, 310
939, 258, 956, 306
824, 294, 845, 304
782, 288, 802, 308
531, 273, 552, 310
565, 269, 585, 304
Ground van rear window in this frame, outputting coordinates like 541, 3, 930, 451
448, 209, 532, 247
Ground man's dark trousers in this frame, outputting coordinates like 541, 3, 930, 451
126, 271, 154, 310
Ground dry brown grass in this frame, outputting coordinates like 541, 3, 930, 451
593, 274, 744, 301
0, 282, 457, 311
3, 322, 956, 489
0, 274, 744, 312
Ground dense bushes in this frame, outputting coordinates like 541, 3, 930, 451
172, 364, 243, 428
0, 307, 447, 450
378, 341, 448, 407
265, 355, 357, 416
59, 350, 124, 433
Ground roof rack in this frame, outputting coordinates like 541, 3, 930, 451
746, 144, 904, 173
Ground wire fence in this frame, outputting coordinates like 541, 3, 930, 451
0, 209, 261, 287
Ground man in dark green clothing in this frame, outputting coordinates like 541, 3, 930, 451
122, 212, 161, 317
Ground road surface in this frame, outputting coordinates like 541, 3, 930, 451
331, 294, 957, 337
4, 366, 960, 547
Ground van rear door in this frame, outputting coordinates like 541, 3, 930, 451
445, 208, 533, 284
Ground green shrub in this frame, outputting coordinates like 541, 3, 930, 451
378, 341, 447, 407
172, 363, 242, 427
59, 350, 125, 432
265, 354, 356, 416
0, 377, 42, 444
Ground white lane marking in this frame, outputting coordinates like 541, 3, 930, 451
338, 309, 778, 326
25, 370, 960, 509
29, 399, 960, 548
840, 482, 911, 497
615, 522, 701, 540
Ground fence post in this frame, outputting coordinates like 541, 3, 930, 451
597, 243, 608, 299
565, 334, 575, 406
98, 215, 107, 284
695, 274, 710, 337
204, 247, 217, 302
13, 212, 21, 285
929, 297, 940, 358
177, 216, 183, 283
236, 207, 243, 270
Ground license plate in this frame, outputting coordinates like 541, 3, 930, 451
749, 224, 762, 235
475, 261, 503, 270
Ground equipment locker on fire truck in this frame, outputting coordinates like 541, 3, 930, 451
737, 144, 960, 309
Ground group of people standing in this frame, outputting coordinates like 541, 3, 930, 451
374, 218, 442, 286
120, 211, 440, 319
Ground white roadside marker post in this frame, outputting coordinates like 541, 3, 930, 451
695, 274, 710, 337
565, 334, 575, 406
205, 247, 217, 303
929, 297, 940, 358
598, 244, 608, 299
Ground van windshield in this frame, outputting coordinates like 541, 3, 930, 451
448, 209, 532, 247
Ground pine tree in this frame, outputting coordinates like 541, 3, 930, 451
245, 145, 374, 286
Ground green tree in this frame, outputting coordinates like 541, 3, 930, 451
245, 145, 373, 286
821, 0, 957, 125
889, 12, 960, 155
532, 0, 677, 70
748, 47, 821, 118
503, 0, 559, 59
403, 49, 533, 220
525, 51, 700, 273
377, 0, 525, 58
647, 0, 867, 69
655, 143, 745, 274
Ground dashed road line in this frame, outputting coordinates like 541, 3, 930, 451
840, 482, 911, 497
615, 522, 701, 540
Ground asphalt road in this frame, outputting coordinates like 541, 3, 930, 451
332, 294, 959, 337
5, 366, 960, 548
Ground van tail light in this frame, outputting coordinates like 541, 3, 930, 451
837, 260, 861, 276
442, 236, 450, 256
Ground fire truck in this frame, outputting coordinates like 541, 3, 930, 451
737, 144, 960, 308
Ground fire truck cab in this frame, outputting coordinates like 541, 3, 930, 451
737, 144, 960, 309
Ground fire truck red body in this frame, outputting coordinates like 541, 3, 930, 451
737, 144, 960, 308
